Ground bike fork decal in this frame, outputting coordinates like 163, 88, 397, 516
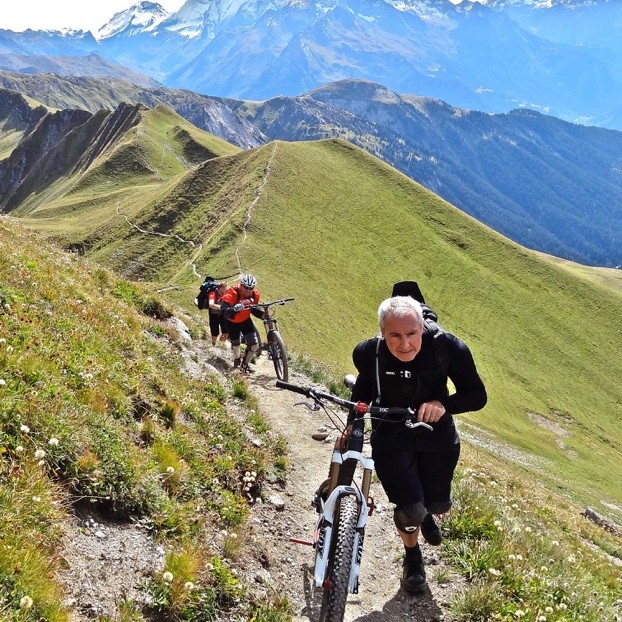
314, 525, 332, 587
348, 531, 364, 593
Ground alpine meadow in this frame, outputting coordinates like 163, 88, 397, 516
1, 91, 621, 621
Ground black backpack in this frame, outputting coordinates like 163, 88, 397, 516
195, 276, 218, 310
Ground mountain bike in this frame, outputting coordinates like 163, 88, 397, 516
247, 298, 294, 381
275, 378, 433, 622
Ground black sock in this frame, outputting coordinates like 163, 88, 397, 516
404, 543, 421, 558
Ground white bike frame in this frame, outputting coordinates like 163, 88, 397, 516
313, 448, 375, 594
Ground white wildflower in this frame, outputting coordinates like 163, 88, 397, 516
34, 449, 45, 459
20, 424, 30, 434
20, 596, 33, 609
162, 571, 174, 583
48, 438, 59, 446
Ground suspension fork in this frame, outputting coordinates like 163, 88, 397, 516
315, 450, 375, 593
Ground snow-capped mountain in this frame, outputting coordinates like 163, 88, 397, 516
97, 1, 170, 40
3, 0, 622, 130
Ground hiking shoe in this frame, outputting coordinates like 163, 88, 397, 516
420, 513, 442, 546
233, 357, 241, 368
401, 545, 426, 594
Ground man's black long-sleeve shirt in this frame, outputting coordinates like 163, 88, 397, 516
350, 328, 487, 449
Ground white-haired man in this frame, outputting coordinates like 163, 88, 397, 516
349, 295, 487, 594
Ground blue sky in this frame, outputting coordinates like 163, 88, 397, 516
0, 1, 186, 34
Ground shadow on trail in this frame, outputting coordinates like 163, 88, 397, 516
299, 563, 322, 621
350, 587, 445, 622
296, 558, 444, 622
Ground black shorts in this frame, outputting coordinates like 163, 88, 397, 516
208, 311, 228, 337
371, 434, 460, 509
226, 317, 259, 346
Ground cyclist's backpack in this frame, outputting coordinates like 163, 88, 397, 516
194, 276, 217, 310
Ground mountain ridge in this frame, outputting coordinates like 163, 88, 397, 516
2, 75, 622, 267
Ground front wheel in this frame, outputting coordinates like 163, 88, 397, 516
318, 495, 358, 622
268, 330, 289, 381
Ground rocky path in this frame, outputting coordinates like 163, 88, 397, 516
57, 334, 465, 621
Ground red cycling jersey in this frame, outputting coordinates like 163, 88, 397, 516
221, 285, 260, 323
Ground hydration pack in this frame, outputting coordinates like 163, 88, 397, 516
194, 276, 218, 310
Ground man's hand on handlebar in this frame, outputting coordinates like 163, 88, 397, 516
417, 400, 446, 424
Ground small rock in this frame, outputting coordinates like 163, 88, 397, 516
254, 569, 271, 584
268, 494, 285, 510
312, 432, 329, 441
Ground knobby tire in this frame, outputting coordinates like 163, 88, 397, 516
318, 495, 358, 622
269, 330, 289, 382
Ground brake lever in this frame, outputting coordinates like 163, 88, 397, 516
294, 400, 321, 412
405, 418, 434, 431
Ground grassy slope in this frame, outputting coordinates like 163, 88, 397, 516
0, 218, 288, 621
10, 124, 622, 521
196, 139, 622, 521
15, 104, 239, 247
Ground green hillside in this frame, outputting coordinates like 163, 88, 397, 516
173, 139, 622, 522
0, 219, 289, 621
2, 114, 621, 619
13, 104, 239, 249
7, 122, 622, 526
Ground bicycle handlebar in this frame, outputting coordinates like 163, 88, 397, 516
275, 380, 433, 430
250, 298, 294, 308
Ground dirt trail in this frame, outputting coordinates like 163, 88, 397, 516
242, 353, 464, 622
57, 333, 464, 621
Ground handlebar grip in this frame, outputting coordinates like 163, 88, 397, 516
275, 380, 311, 396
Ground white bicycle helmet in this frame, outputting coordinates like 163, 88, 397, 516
239, 274, 257, 288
